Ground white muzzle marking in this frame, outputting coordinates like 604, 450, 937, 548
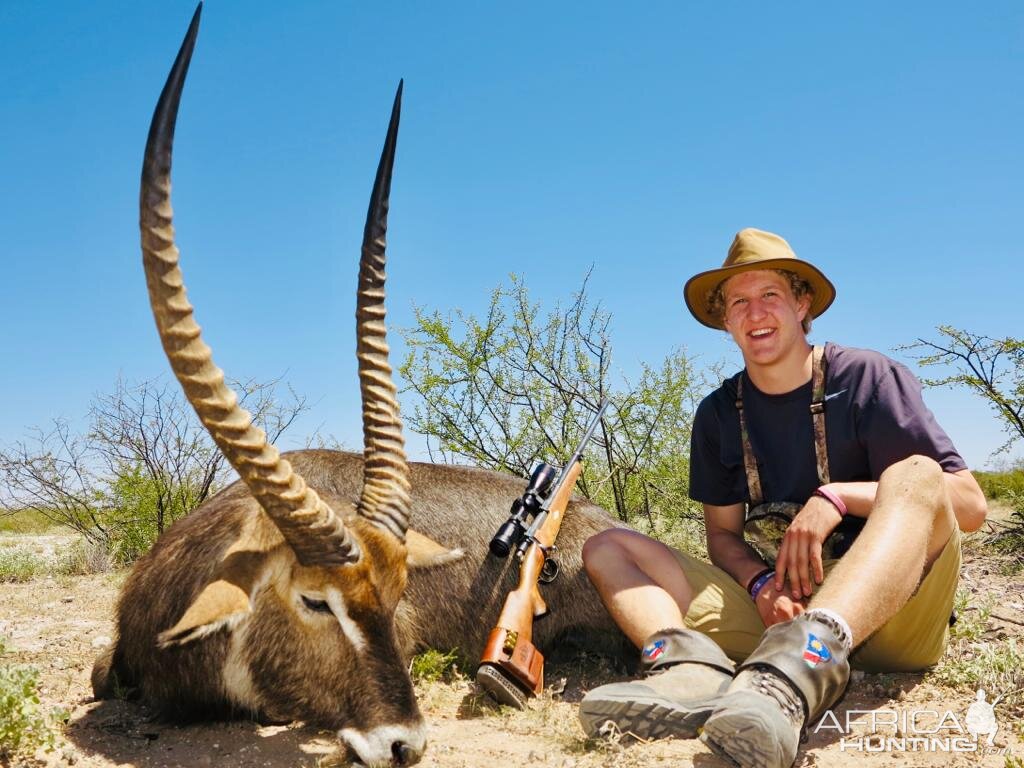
339, 723, 427, 767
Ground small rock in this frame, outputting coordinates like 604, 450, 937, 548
92, 635, 112, 649
61, 596, 74, 603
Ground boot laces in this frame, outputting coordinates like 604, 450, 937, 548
751, 670, 804, 727
644, 662, 677, 679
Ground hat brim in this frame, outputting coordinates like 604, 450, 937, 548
683, 258, 836, 330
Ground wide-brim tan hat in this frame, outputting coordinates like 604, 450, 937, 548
683, 227, 836, 330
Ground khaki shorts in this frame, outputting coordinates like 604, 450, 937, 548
675, 528, 961, 672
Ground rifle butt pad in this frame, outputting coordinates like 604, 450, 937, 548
477, 627, 544, 706
476, 664, 529, 709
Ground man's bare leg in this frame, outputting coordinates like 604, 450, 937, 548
582, 528, 696, 647
702, 455, 958, 768
580, 529, 735, 740
810, 454, 956, 644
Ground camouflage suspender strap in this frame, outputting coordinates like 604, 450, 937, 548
735, 374, 764, 506
809, 343, 830, 486
736, 344, 829, 507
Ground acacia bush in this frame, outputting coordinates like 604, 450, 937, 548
401, 273, 709, 528
903, 326, 1023, 453
102, 463, 198, 566
905, 327, 1024, 559
0, 375, 308, 564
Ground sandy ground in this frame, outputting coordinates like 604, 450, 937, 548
1, 531, 1021, 768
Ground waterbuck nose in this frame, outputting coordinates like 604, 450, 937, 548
391, 739, 421, 766
339, 723, 426, 766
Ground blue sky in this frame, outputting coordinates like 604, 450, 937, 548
1, 2, 1021, 470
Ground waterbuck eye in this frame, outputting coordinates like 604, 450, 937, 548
301, 595, 332, 614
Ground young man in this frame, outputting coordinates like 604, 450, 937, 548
578, 228, 987, 768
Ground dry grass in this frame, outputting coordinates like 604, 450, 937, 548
0, 536, 110, 582
1, 513, 1022, 767
0, 508, 55, 534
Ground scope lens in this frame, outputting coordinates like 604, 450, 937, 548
489, 520, 520, 557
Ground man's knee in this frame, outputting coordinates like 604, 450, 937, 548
880, 454, 943, 486
878, 454, 946, 510
582, 528, 677, 585
876, 456, 957, 563
582, 528, 632, 576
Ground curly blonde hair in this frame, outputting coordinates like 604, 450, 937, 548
707, 269, 815, 334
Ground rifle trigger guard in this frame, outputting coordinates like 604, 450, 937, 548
539, 547, 560, 584
536, 542, 557, 559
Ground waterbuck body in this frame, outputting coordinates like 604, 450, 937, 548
95, 452, 628, 718
92, 6, 628, 767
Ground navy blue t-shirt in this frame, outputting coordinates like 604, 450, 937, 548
689, 342, 966, 507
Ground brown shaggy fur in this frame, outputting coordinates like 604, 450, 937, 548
93, 450, 631, 729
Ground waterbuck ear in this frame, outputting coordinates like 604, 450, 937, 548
406, 528, 464, 569
156, 579, 252, 648
156, 548, 272, 648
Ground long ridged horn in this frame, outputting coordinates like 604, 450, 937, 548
140, 3, 359, 566
355, 82, 412, 541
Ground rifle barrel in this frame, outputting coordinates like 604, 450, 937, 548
540, 398, 609, 509
516, 399, 610, 556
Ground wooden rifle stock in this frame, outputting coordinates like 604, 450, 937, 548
477, 461, 582, 706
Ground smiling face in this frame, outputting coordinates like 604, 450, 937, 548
721, 269, 812, 372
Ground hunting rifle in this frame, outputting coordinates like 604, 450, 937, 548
476, 399, 609, 708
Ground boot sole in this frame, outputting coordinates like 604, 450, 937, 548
700, 709, 790, 768
579, 691, 716, 741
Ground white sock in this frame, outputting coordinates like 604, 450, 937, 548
804, 608, 854, 653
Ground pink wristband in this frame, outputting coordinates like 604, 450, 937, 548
814, 486, 847, 517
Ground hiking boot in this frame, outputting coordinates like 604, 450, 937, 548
579, 627, 735, 740
700, 615, 850, 768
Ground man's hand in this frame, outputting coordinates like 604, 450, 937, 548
755, 580, 807, 626
774, 495, 843, 599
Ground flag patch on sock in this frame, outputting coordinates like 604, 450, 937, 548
802, 634, 832, 667
643, 639, 666, 662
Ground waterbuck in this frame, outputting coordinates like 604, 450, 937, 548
92, 6, 629, 766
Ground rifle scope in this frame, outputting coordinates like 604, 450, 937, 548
488, 462, 557, 558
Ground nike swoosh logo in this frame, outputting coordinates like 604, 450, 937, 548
824, 389, 848, 402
